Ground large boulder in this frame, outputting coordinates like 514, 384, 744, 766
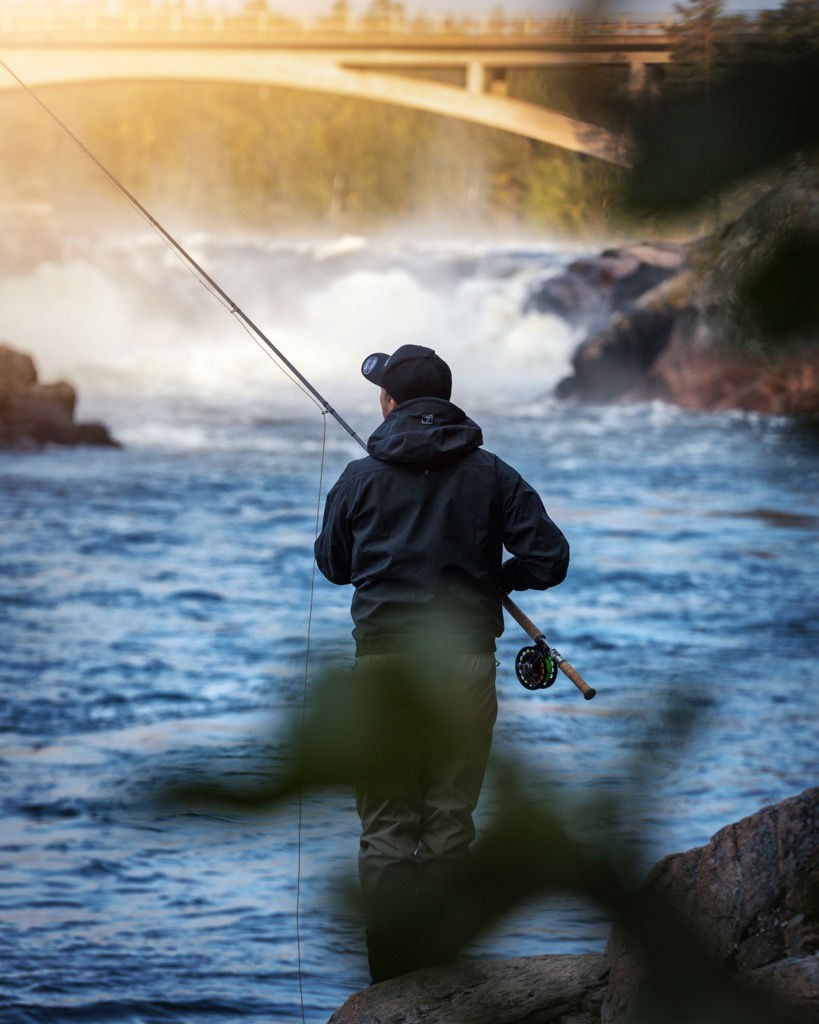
0, 342, 119, 449
327, 953, 608, 1024
556, 268, 819, 416
602, 786, 819, 1022
648, 323, 819, 416
0, 343, 37, 389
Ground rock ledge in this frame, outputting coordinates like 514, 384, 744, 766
0, 342, 119, 449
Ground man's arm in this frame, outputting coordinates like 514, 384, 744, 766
498, 467, 569, 594
314, 475, 354, 585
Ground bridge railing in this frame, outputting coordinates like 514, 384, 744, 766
0, 9, 677, 44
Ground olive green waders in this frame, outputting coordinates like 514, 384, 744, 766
354, 652, 497, 982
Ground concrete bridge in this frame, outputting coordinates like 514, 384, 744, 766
0, 12, 675, 165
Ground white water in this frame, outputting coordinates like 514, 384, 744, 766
0, 235, 582, 443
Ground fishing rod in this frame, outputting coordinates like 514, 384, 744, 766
0, 57, 596, 702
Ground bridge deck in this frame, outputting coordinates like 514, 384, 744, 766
0, 15, 655, 165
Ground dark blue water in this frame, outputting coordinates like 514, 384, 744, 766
2, 242, 818, 1023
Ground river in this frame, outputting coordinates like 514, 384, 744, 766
1, 236, 817, 1023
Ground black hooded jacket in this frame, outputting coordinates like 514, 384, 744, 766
314, 397, 569, 655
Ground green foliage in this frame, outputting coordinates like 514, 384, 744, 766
757, 0, 819, 55
737, 227, 819, 340
525, 153, 623, 235
632, 0, 819, 210
693, 170, 819, 350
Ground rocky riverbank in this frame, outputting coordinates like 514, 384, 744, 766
328, 787, 819, 1023
548, 179, 819, 417
0, 343, 118, 449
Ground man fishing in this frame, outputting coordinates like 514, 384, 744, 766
314, 344, 569, 983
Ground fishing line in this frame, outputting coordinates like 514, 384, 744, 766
295, 409, 328, 1024
0, 56, 346, 1018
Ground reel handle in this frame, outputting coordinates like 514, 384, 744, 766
502, 595, 597, 701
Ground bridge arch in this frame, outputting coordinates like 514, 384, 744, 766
0, 48, 629, 165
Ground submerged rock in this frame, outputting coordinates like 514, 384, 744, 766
0, 342, 119, 449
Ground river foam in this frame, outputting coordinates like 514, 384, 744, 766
0, 236, 582, 435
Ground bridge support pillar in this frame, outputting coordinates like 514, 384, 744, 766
488, 68, 508, 97
466, 60, 485, 95
628, 60, 649, 96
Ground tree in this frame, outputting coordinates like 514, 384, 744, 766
664, 0, 750, 226
757, 0, 819, 55
627, 0, 819, 344
361, 0, 405, 32
330, 0, 349, 28
666, 0, 748, 93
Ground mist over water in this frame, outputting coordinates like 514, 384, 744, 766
0, 234, 580, 442
2, 237, 818, 1023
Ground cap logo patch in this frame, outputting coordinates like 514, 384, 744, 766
362, 356, 379, 376
421, 414, 434, 425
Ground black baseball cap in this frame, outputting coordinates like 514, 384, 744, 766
360, 344, 452, 404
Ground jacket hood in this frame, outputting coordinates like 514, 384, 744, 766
367, 397, 483, 467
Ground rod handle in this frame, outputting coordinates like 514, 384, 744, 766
558, 659, 597, 700
501, 594, 541, 642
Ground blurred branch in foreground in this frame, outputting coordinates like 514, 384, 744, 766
154, 645, 814, 1023
696, 172, 819, 347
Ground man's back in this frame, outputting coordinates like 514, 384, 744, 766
314, 344, 570, 982
315, 395, 569, 655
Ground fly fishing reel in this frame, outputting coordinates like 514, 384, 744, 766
515, 643, 558, 690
